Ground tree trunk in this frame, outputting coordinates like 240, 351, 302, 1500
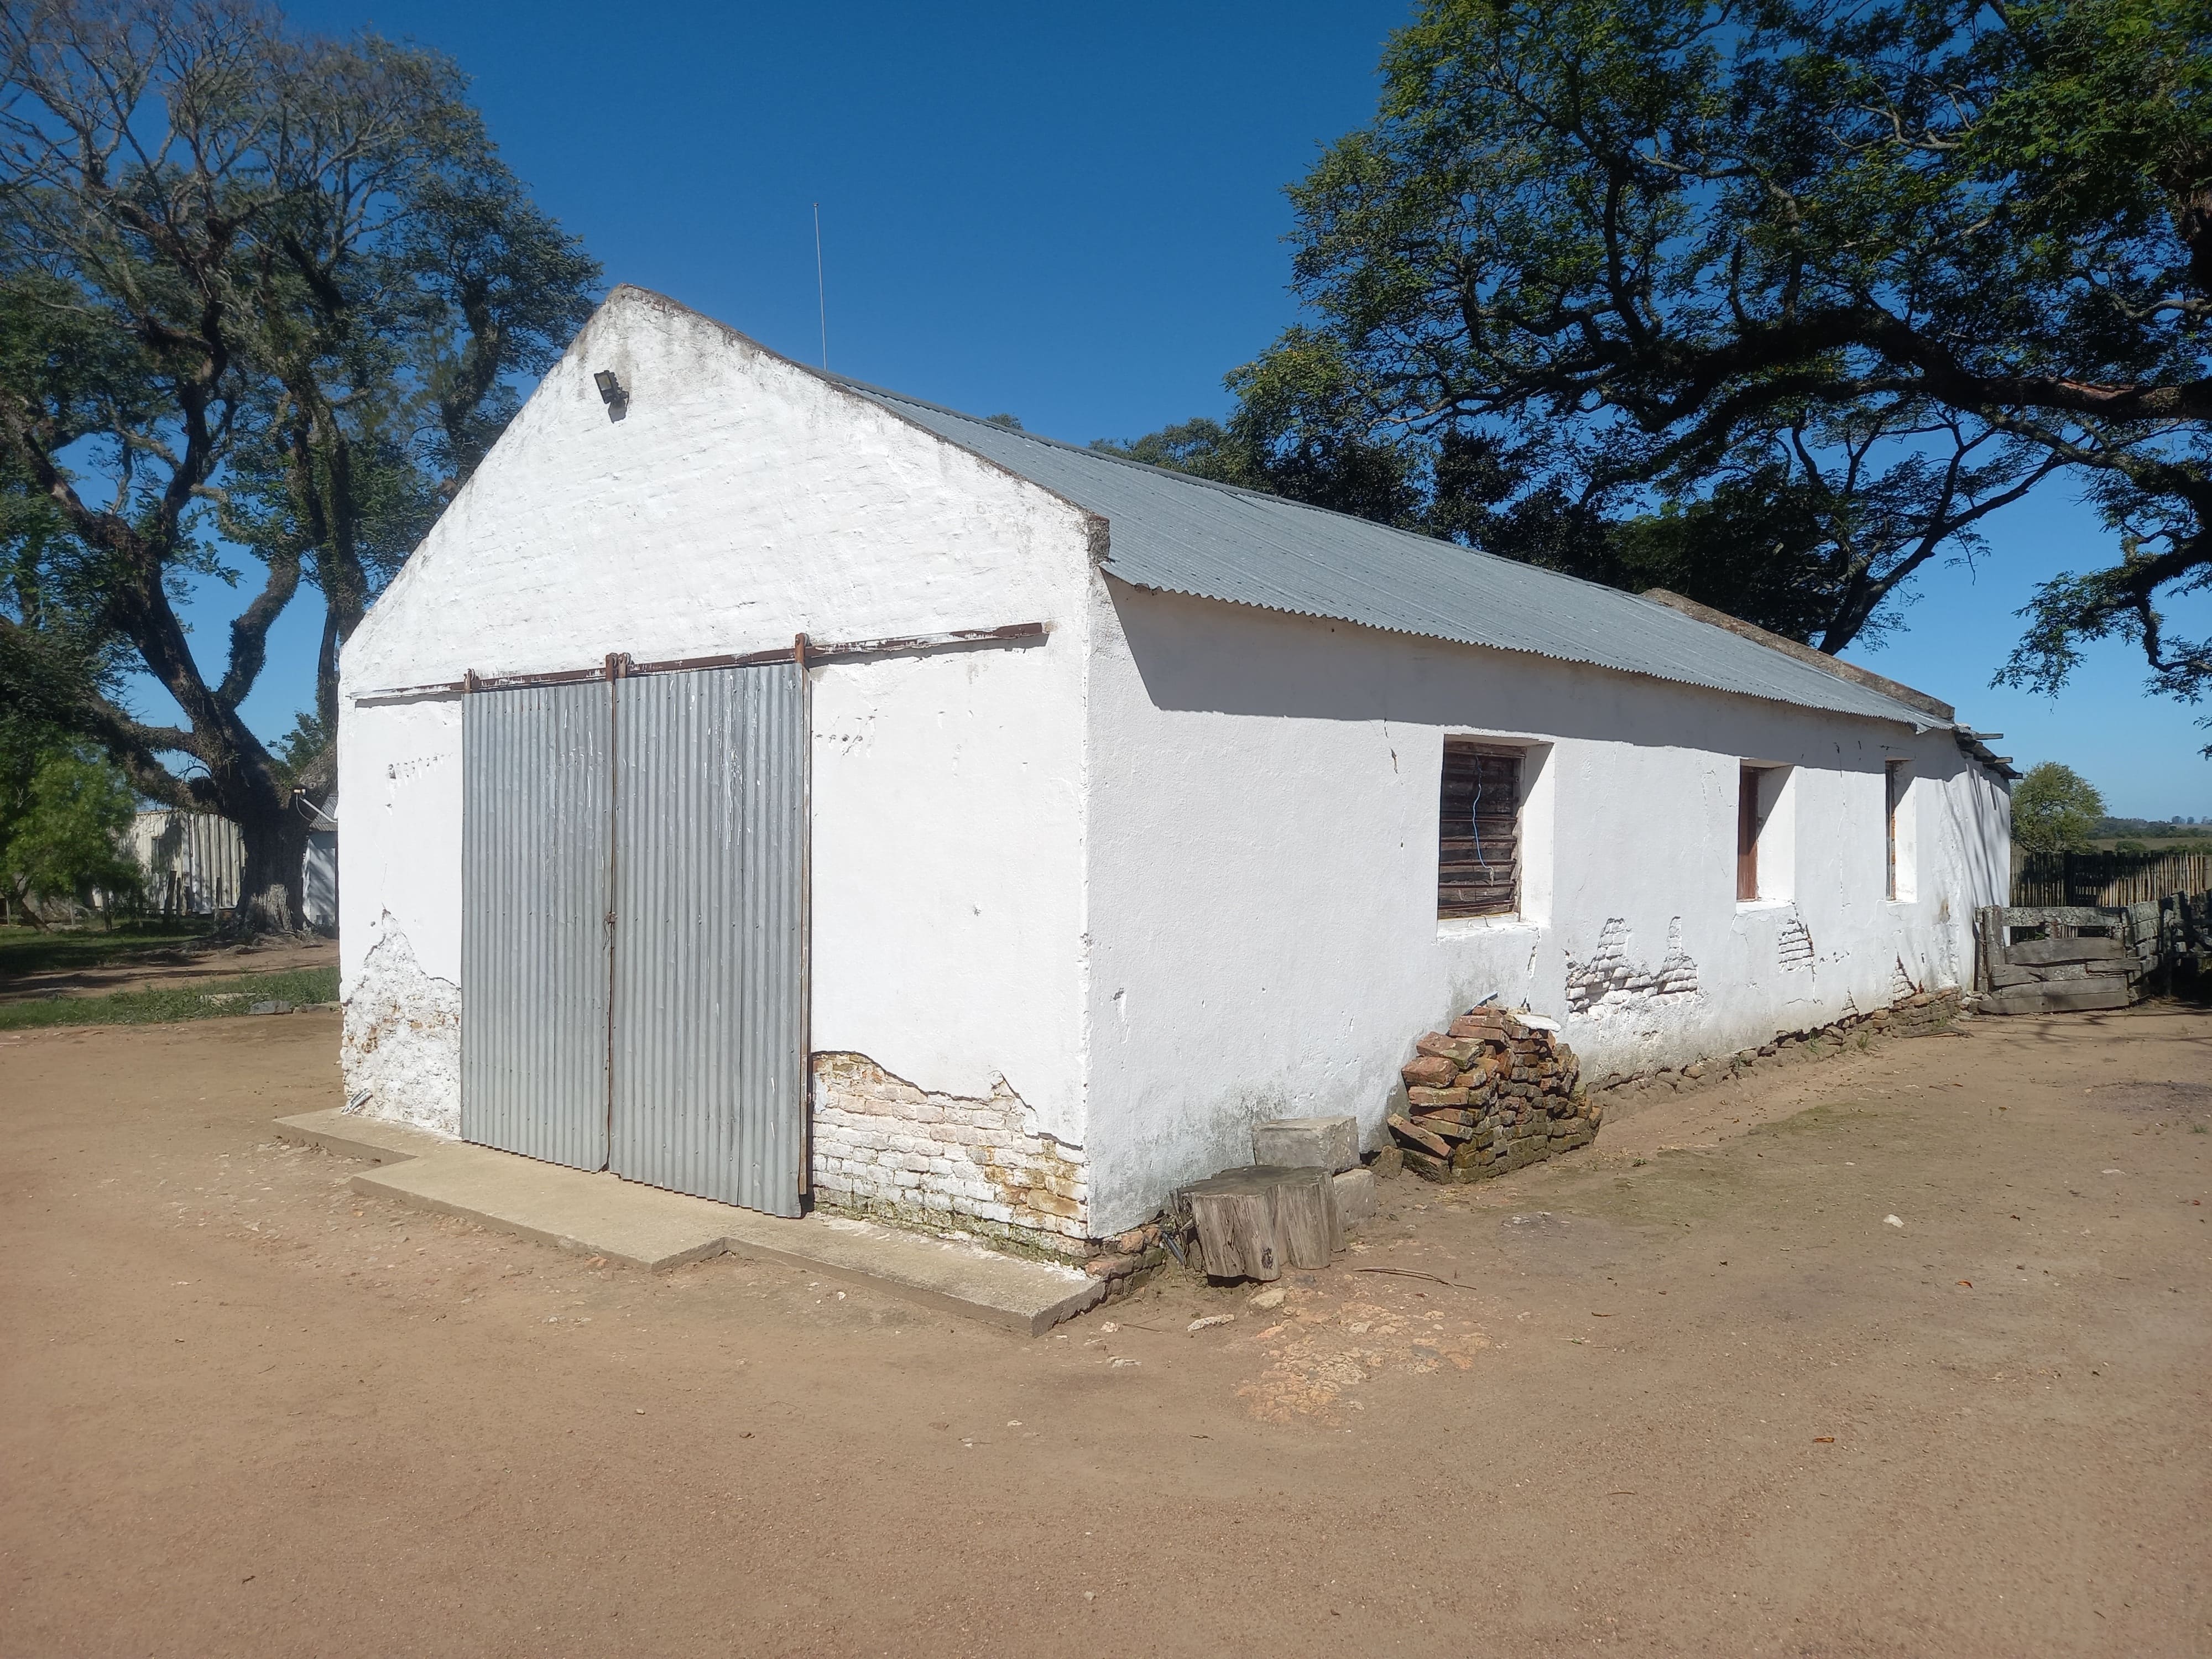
233, 793, 309, 935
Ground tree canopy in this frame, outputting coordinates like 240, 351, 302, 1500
0, 0, 599, 926
1, 740, 140, 924
2010, 759, 2107, 852
1104, 0, 2212, 730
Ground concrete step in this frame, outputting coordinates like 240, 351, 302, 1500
272, 1108, 448, 1166
273, 1108, 1103, 1334
352, 1146, 738, 1271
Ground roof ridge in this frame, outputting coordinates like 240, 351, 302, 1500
1636, 590, 1954, 723
594, 286, 1957, 735
830, 377, 1789, 639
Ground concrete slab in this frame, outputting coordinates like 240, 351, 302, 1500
715, 1211, 1103, 1336
272, 1108, 449, 1166
277, 1109, 1103, 1332
352, 1147, 737, 1271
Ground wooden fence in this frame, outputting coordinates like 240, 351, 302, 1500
2013, 849, 2212, 908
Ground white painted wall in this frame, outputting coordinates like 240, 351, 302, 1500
810, 642, 1086, 1137
338, 287, 1097, 1145
1079, 579, 2008, 1233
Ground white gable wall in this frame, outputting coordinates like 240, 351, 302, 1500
1081, 579, 2007, 1234
338, 292, 1098, 1217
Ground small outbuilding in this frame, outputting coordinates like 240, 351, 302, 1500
338, 285, 2012, 1247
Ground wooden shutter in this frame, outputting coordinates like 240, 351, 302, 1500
1438, 741, 1521, 918
1737, 765, 1760, 902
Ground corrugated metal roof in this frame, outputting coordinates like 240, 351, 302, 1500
834, 377, 1949, 732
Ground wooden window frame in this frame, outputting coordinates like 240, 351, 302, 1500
1737, 764, 1763, 902
1885, 759, 1908, 900
1438, 739, 1524, 920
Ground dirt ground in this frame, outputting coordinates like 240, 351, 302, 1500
2, 1008, 2207, 1658
0, 931, 337, 1004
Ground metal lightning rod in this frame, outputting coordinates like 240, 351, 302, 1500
813, 202, 828, 370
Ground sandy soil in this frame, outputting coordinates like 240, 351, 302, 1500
1, 1008, 2206, 1657
0, 933, 337, 1003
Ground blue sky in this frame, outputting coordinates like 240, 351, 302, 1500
152, 0, 2208, 817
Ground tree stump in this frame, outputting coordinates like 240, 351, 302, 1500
1182, 1165, 1340, 1280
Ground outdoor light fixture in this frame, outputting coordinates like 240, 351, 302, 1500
593, 369, 628, 420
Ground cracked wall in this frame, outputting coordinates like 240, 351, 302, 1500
811, 1052, 1089, 1251
341, 924, 461, 1133
1564, 917, 1702, 1018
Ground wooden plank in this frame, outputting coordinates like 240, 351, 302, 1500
2000, 905, 2125, 928
2005, 936, 2128, 966
359, 622, 1051, 702
1980, 979, 2131, 1015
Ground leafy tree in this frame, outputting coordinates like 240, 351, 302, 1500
0, 744, 140, 925
0, 0, 599, 928
267, 709, 329, 792
2011, 760, 2107, 854
1113, 0, 2212, 725
1093, 354, 1426, 526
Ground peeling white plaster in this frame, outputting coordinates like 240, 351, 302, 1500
1890, 956, 1922, 1004
1777, 912, 1815, 972
341, 922, 460, 1134
1564, 917, 1702, 1018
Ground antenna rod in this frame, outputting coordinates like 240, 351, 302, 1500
813, 202, 828, 369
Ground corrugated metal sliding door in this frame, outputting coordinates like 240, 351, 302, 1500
461, 681, 614, 1171
611, 663, 807, 1214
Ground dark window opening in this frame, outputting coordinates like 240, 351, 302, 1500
1439, 740, 1522, 919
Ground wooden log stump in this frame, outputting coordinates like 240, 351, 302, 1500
1182, 1165, 1339, 1280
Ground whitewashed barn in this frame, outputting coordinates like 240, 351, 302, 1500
337, 284, 2012, 1248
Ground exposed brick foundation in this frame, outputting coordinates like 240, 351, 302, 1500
1590, 987, 1963, 1099
810, 1053, 1088, 1253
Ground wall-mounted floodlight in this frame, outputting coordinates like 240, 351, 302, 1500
593, 369, 628, 421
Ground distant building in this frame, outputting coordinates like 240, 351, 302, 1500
126, 802, 336, 926
128, 810, 242, 915
336, 285, 2014, 1247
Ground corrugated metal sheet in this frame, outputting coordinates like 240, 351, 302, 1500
129, 810, 243, 914
838, 379, 1946, 732
461, 680, 614, 1172
612, 664, 806, 1215
302, 830, 338, 929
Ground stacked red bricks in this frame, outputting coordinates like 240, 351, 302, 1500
1386, 1006, 1600, 1183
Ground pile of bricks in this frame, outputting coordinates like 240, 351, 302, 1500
1081, 1219, 1177, 1302
1873, 988, 1964, 1036
1386, 1006, 1600, 1184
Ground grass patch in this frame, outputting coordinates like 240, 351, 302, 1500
0, 920, 216, 983
0, 966, 337, 1031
